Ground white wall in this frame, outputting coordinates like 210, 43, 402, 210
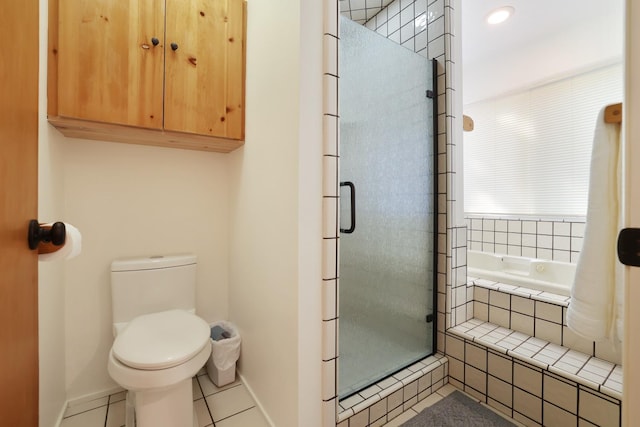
38, 0, 67, 424
228, 0, 323, 426
61, 140, 230, 399
38, 0, 67, 427
463, 15, 624, 105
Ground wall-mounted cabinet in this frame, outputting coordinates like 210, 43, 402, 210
48, 0, 246, 152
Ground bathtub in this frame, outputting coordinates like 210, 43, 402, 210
467, 250, 575, 296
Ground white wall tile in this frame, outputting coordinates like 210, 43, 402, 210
323, 359, 336, 401
465, 342, 487, 371
322, 238, 337, 280
513, 388, 542, 424
543, 402, 576, 426
490, 290, 510, 309
512, 296, 535, 316
514, 363, 542, 397
543, 374, 577, 413
323, 156, 338, 197
535, 318, 562, 346
488, 352, 512, 383
535, 302, 562, 324
578, 390, 620, 427
511, 312, 534, 336
323, 197, 337, 238
322, 280, 337, 321
465, 365, 487, 395
324, 0, 338, 35
487, 375, 512, 407
322, 319, 337, 361
489, 306, 510, 328
323, 75, 338, 116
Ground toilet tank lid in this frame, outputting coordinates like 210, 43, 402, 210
111, 254, 196, 272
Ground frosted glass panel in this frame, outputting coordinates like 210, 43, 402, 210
338, 17, 436, 399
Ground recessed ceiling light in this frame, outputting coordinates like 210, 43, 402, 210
487, 6, 514, 25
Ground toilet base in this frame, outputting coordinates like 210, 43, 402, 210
126, 378, 194, 427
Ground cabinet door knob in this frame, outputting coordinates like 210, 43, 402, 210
171, 42, 178, 51
151, 37, 159, 46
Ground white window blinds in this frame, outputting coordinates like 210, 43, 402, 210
464, 64, 623, 217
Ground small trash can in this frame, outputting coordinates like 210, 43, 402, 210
207, 321, 241, 387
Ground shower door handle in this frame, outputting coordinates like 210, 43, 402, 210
340, 181, 356, 234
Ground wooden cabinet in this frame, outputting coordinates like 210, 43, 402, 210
48, 0, 246, 152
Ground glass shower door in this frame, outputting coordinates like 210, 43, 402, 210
338, 17, 436, 398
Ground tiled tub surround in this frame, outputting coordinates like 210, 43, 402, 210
337, 354, 449, 427
466, 216, 586, 263
442, 278, 623, 427
446, 324, 622, 427
469, 278, 622, 366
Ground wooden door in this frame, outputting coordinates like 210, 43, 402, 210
54, 0, 165, 129
164, 0, 245, 140
624, 1, 640, 424
0, 0, 39, 425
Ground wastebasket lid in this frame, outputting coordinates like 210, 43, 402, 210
113, 309, 210, 370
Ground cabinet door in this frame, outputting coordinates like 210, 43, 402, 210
57, 0, 164, 129
165, 0, 245, 139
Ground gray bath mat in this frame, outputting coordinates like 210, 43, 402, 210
401, 391, 517, 427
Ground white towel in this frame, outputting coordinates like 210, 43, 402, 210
566, 107, 621, 341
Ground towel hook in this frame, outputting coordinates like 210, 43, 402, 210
27, 220, 66, 250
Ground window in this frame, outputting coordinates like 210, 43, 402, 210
463, 64, 623, 217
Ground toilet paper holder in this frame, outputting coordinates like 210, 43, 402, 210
27, 220, 66, 250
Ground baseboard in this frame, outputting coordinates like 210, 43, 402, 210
238, 372, 276, 427
53, 401, 67, 427
66, 385, 125, 408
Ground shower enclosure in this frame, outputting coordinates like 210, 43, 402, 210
338, 17, 438, 399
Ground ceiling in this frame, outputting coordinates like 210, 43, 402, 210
341, 0, 624, 103
461, 0, 623, 66
340, 0, 624, 65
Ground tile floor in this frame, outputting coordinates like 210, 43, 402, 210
60, 370, 269, 427
380, 383, 526, 427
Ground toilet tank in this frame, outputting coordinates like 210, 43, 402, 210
111, 254, 197, 328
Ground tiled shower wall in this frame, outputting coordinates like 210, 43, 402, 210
466, 215, 586, 263
321, 0, 469, 425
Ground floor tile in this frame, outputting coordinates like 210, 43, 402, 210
411, 391, 443, 412
216, 407, 269, 427
205, 384, 255, 422
193, 377, 203, 400
383, 408, 418, 426
60, 406, 108, 427
197, 372, 241, 397
105, 401, 125, 427
194, 398, 213, 427
64, 396, 108, 417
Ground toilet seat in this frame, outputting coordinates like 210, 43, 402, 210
113, 309, 210, 370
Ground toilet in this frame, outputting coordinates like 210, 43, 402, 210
107, 254, 211, 427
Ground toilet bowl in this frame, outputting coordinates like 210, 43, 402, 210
108, 255, 210, 427
108, 310, 211, 427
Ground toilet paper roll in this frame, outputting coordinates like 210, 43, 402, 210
38, 223, 82, 261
